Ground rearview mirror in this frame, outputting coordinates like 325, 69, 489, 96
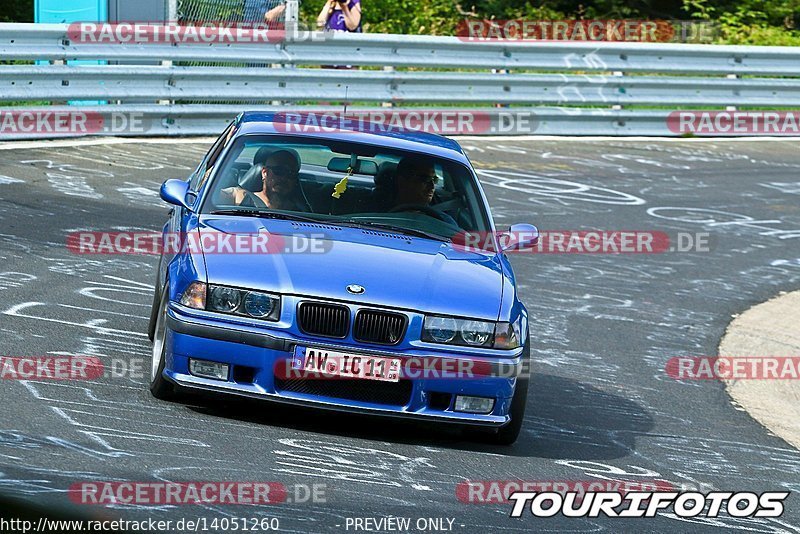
499, 224, 539, 252
327, 157, 378, 175
160, 179, 193, 210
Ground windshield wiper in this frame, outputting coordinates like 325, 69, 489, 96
341, 219, 451, 242
209, 210, 450, 242
208, 209, 327, 224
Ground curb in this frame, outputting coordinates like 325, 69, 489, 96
719, 290, 800, 450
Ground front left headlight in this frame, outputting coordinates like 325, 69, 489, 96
207, 285, 281, 321
422, 314, 524, 350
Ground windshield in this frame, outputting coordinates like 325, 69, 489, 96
199, 135, 492, 240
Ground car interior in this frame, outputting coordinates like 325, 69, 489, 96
202, 137, 490, 236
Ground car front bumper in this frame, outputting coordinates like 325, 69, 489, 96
163, 304, 528, 428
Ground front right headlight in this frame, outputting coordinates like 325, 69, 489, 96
182, 284, 280, 321
180, 281, 207, 309
208, 286, 241, 313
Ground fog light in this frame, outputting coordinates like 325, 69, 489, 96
454, 395, 494, 414
189, 359, 229, 381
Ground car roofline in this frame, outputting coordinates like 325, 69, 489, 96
234, 112, 470, 166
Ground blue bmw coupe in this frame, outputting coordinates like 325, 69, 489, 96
148, 112, 538, 444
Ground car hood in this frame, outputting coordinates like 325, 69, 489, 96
196, 216, 505, 320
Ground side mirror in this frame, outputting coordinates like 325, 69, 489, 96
499, 224, 539, 252
160, 179, 193, 210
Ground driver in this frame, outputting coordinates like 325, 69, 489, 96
393, 156, 457, 225
222, 149, 310, 211
394, 156, 438, 206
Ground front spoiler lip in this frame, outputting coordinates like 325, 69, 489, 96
163, 372, 509, 428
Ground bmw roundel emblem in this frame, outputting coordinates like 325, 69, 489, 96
346, 284, 365, 295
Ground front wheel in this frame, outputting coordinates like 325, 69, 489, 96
466, 376, 528, 446
150, 285, 175, 400
491, 376, 528, 445
147, 284, 160, 342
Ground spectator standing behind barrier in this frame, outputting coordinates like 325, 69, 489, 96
317, 0, 362, 32
264, 1, 286, 24
242, 0, 286, 67
242, 0, 286, 27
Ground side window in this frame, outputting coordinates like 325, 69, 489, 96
190, 123, 237, 190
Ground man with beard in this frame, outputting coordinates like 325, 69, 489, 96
223, 149, 311, 211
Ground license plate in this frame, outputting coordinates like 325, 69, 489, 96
292, 347, 401, 383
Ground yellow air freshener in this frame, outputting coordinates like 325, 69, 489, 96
331, 170, 351, 199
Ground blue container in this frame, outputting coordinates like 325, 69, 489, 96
36, 0, 108, 105
35, 0, 107, 23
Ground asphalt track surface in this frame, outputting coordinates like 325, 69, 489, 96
1, 137, 800, 533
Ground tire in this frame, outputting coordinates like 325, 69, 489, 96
147, 283, 160, 342
466, 375, 529, 446
490, 375, 528, 445
150, 285, 175, 400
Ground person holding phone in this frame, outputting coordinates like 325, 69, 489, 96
317, 0, 362, 32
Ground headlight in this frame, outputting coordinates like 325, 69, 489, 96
422, 316, 494, 348
209, 286, 241, 313
244, 291, 278, 318
423, 316, 458, 343
422, 315, 525, 349
206, 285, 280, 321
461, 320, 494, 346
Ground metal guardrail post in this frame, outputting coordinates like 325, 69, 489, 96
285, 0, 299, 23
726, 73, 739, 111
277, 0, 301, 107
167, 0, 177, 22
382, 66, 394, 108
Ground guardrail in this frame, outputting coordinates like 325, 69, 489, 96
2, 22, 800, 138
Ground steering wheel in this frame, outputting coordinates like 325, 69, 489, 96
388, 203, 450, 222
240, 190, 268, 209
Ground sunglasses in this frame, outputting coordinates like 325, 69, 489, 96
264, 164, 294, 177
411, 173, 439, 186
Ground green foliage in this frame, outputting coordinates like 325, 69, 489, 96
2, 0, 33, 23
683, 0, 800, 44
